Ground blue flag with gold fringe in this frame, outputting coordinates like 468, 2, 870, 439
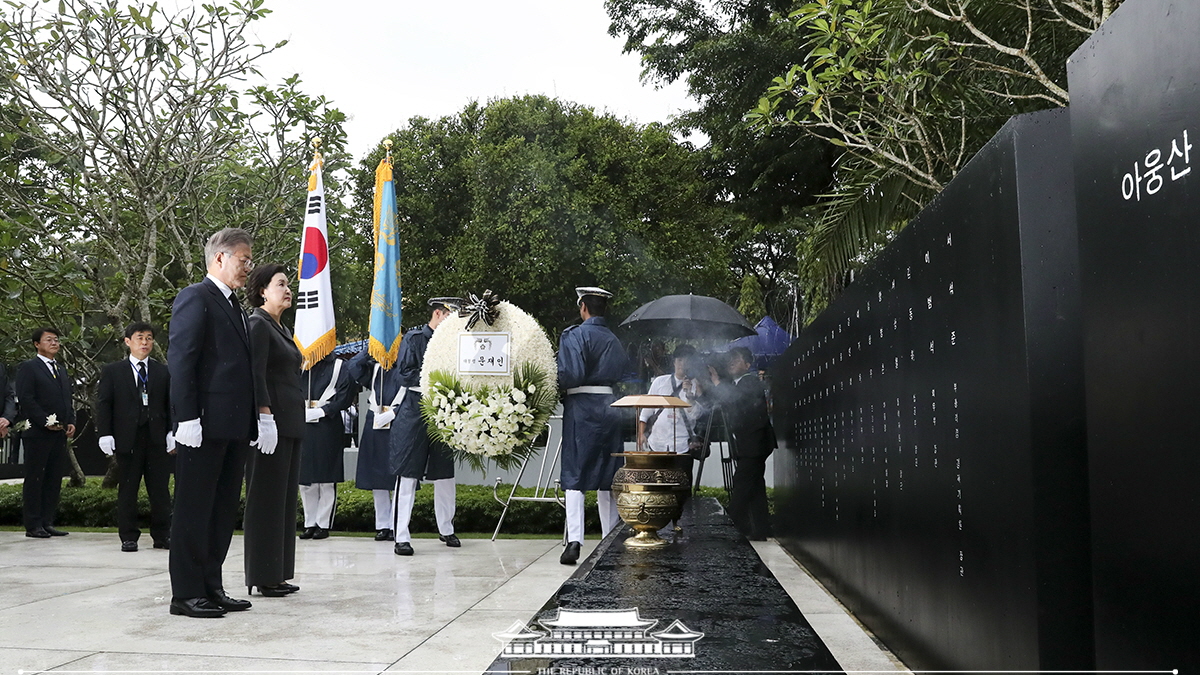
368, 154, 402, 369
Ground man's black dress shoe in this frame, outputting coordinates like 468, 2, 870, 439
312, 527, 329, 540
439, 533, 461, 548
208, 589, 252, 611
121, 540, 138, 552
25, 528, 51, 539
169, 597, 226, 618
153, 539, 169, 550
250, 585, 290, 598
394, 541, 414, 556
374, 528, 394, 541
277, 582, 299, 593
43, 526, 68, 536
560, 541, 581, 565
298, 526, 317, 540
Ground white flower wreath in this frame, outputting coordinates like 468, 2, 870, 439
420, 298, 559, 470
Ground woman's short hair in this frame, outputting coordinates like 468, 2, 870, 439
244, 263, 288, 308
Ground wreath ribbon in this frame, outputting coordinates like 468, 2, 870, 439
459, 290, 501, 330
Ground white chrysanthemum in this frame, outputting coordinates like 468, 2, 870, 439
421, 301, 557, 393
421, 299, 560, 461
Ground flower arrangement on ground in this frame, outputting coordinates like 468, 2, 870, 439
420, 292, 559, 471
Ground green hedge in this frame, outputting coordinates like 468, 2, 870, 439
0, 478, 759, 534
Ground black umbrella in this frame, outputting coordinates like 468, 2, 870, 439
619, 294, 756, 340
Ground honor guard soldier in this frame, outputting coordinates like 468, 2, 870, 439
391, 297, 462, 556
298, 352, 357, 539
557, 287, 632, 565
346, 346, 404, 541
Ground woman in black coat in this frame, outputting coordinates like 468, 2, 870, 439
243, 264, 305, 597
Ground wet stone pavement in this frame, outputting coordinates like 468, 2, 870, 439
489, 497, 842, 673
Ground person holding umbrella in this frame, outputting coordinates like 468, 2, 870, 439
557, 287, 632, 565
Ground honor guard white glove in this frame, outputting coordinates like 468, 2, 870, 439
373, 406, 395, 429
252, 413, 278, 455
165, 432, 176, 453
175, 419, 203, 448
98, 435, 115, 456
305, 407, 325, 423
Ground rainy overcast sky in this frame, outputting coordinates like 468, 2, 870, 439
231, 0, 696, 160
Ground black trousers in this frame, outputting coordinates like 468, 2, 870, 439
729, 455, 771, 539
22, 433, 69, 531
116, 425, 173, 544
169, 437, 247, 600
243, 436, 301, 588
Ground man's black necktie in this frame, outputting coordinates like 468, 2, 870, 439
137, 361, 149, 425
228, 291, 246, 334
47, 360, 56, 378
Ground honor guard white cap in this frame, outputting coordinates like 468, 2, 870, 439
575, 287, 613, 306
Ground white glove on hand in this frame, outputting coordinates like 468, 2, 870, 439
98, 435, 115, 456
165, 432, 176, 453
305, 407, 325, 423
251, 413, 278, 455
175, 419, 203, 448
373, 406, 395, 429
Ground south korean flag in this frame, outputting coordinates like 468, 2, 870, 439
294, 145, 337, 368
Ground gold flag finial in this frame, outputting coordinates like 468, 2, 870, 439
312, 137, 322, 150
383, 139, 393, 150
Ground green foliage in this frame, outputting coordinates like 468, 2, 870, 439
352, 95, 734, 335
606, 0, 835, 324
737, 274, 768, 323
747, 0, 1123, 321
0, 0, 349, 400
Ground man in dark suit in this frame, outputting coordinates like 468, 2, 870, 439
96, 322, 174, 552
15, 327, 76, 538
714, 346, 775, 541
167, 227, 265, 618
0, 361, 16, 443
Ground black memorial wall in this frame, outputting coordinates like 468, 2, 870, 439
1068, 0, 1200, 668
770, 110, 1093, 669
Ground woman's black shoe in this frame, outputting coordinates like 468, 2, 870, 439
298, 527, 317, 540
251, 585, 291, 597
277, 582, 300, 593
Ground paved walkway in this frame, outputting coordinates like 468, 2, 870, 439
0, 531, 904, 673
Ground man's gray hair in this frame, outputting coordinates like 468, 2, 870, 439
204, 228, 253, 267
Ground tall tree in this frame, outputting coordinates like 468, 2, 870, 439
748, 0, 1124, 319
606, 0, 838, 323
0, 0, 348, 479
352, 95, 735, 335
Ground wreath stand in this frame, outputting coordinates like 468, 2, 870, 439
490, 414, 567, 541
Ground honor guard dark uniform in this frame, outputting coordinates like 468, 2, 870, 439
298, 352, 356, 539
346, 347, 404, 540
390, 297, 462, 556
557, 286, 631, 564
